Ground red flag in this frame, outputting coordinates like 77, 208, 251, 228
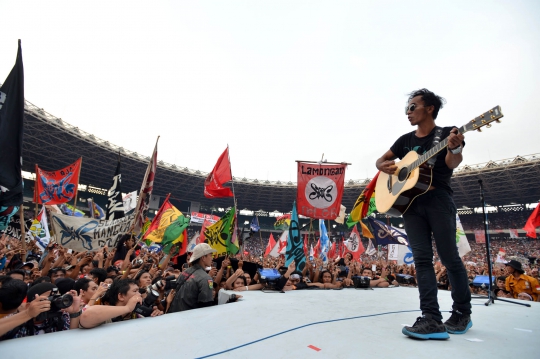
204, 147, 234, 198
524, 204, 540, 238
199, 219, 213, 243
134, 138, 158, 233
314, 239, 321, 258
179, 229, 188, 255
344, 225, 365, 260
264, 233, 276, 257
34, 158, 82, 205
296, 162, 347, 220
303, 233, 308, 256
328, 242, 336, 259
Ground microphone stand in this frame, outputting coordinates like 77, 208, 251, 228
475, 179, 529, 307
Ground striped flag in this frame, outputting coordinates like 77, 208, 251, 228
134, 138, 158, 233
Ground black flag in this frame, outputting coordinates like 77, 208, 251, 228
0, 40, 24, 208
105, 160, 125, 220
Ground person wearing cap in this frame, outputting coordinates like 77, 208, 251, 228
168, 243, 217, 313
504, 260, 540, 302
0, 282, 82, 340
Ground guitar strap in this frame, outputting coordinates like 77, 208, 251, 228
426, 127, 443, 168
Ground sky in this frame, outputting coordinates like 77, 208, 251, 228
1, 0, 539, 184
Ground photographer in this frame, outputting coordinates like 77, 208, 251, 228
79, 278, 162, 329
0, 282, 81, 340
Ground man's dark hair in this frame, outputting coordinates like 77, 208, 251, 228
48, 267, 66, 277
0, 276, 28, 311
407, 88, 446, 119
7, 269, 26, 279
89, 268, 107, 284
105, 279, 136, 306
497, 276, 507, 282
31, 276, 51, 286
74, 277, 92, 294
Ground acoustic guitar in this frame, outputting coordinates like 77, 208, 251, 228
375, 106, 504, 217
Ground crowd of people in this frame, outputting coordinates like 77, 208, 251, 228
1, 220, 539, 341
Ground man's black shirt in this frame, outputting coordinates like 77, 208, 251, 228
390, 126, 464, 194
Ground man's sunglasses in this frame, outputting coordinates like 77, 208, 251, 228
405, 103, 425, 114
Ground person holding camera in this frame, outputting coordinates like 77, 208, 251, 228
0, 281, 82, 340
79, 278, 163, 329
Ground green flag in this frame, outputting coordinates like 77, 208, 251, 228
162, 215, 190, 254
204, 207, 237, 256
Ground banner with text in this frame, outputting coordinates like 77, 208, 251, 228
297, 162, 347, 220
51, 213, 135, 252
190, 212, 220, 225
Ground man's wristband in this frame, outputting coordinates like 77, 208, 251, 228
70, 310, 82, 319
449, 145, 462, 154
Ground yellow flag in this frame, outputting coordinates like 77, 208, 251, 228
360, 221, 374, 239
144, 198, 182, 244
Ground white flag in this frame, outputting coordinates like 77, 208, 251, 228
269, 231, 288, 257
366, 238, 377, 256
29, 206, 51, 250
456, 214, 471, 257
123, 191, 138, 212
334, 205, 346, 224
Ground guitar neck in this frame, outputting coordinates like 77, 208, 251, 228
409, 136, 451, 170
406, 106, 503, 172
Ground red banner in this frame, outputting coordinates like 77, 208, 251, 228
297, 162, 346, 219
34, 158, 82, 205
474, 230, 486, 243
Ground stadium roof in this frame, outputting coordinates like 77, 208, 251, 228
22, 100, 540, 214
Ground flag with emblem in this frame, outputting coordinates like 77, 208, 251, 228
34, 158, 82, 205
343, 224, 365, 260
274, 214, 291, 230
297, 162, 347, 220
204, 207, 237, 256
285, 201, 305, 271
143, 194, 182, 244
105, 160, 125, 220
29, 206, 50, 250
346, 171, 379, 228
367, 217, 409, 246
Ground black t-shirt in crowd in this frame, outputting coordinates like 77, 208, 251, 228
390, 126, 464, 194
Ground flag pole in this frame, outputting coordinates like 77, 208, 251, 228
226, 144, 237, 209
71, 157, 83, 216
33, 164, 39, 218
19, 206, 27, 261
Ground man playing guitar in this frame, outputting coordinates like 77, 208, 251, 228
376, 88, 472, 340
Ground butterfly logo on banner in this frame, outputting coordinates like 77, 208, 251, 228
305, 176, 338, 209
54, 216, 98, 250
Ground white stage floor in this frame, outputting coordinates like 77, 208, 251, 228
1, 287, 539, 359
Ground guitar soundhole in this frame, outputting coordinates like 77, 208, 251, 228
398, 167, 409, 182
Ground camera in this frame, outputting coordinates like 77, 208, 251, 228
36, 290, 74, 321
258, 268, 281, 291
133, 287, 160, 317
131, 258, 143, 267
352, 276, 371, 289
396, 274, 416, 285
151, 276, 177, 292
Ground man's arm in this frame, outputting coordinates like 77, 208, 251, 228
79, 294, 141, 329
376, 150, 398, 175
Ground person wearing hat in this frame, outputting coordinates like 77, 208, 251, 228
168, 243, 217, 313
504, 260, 540, 302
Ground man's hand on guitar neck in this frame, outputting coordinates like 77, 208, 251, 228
445, 127, 465, 169
376, 150, 398, 175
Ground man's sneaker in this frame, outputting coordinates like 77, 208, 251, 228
444, 310, 472, 334
402, 314, 450, 340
